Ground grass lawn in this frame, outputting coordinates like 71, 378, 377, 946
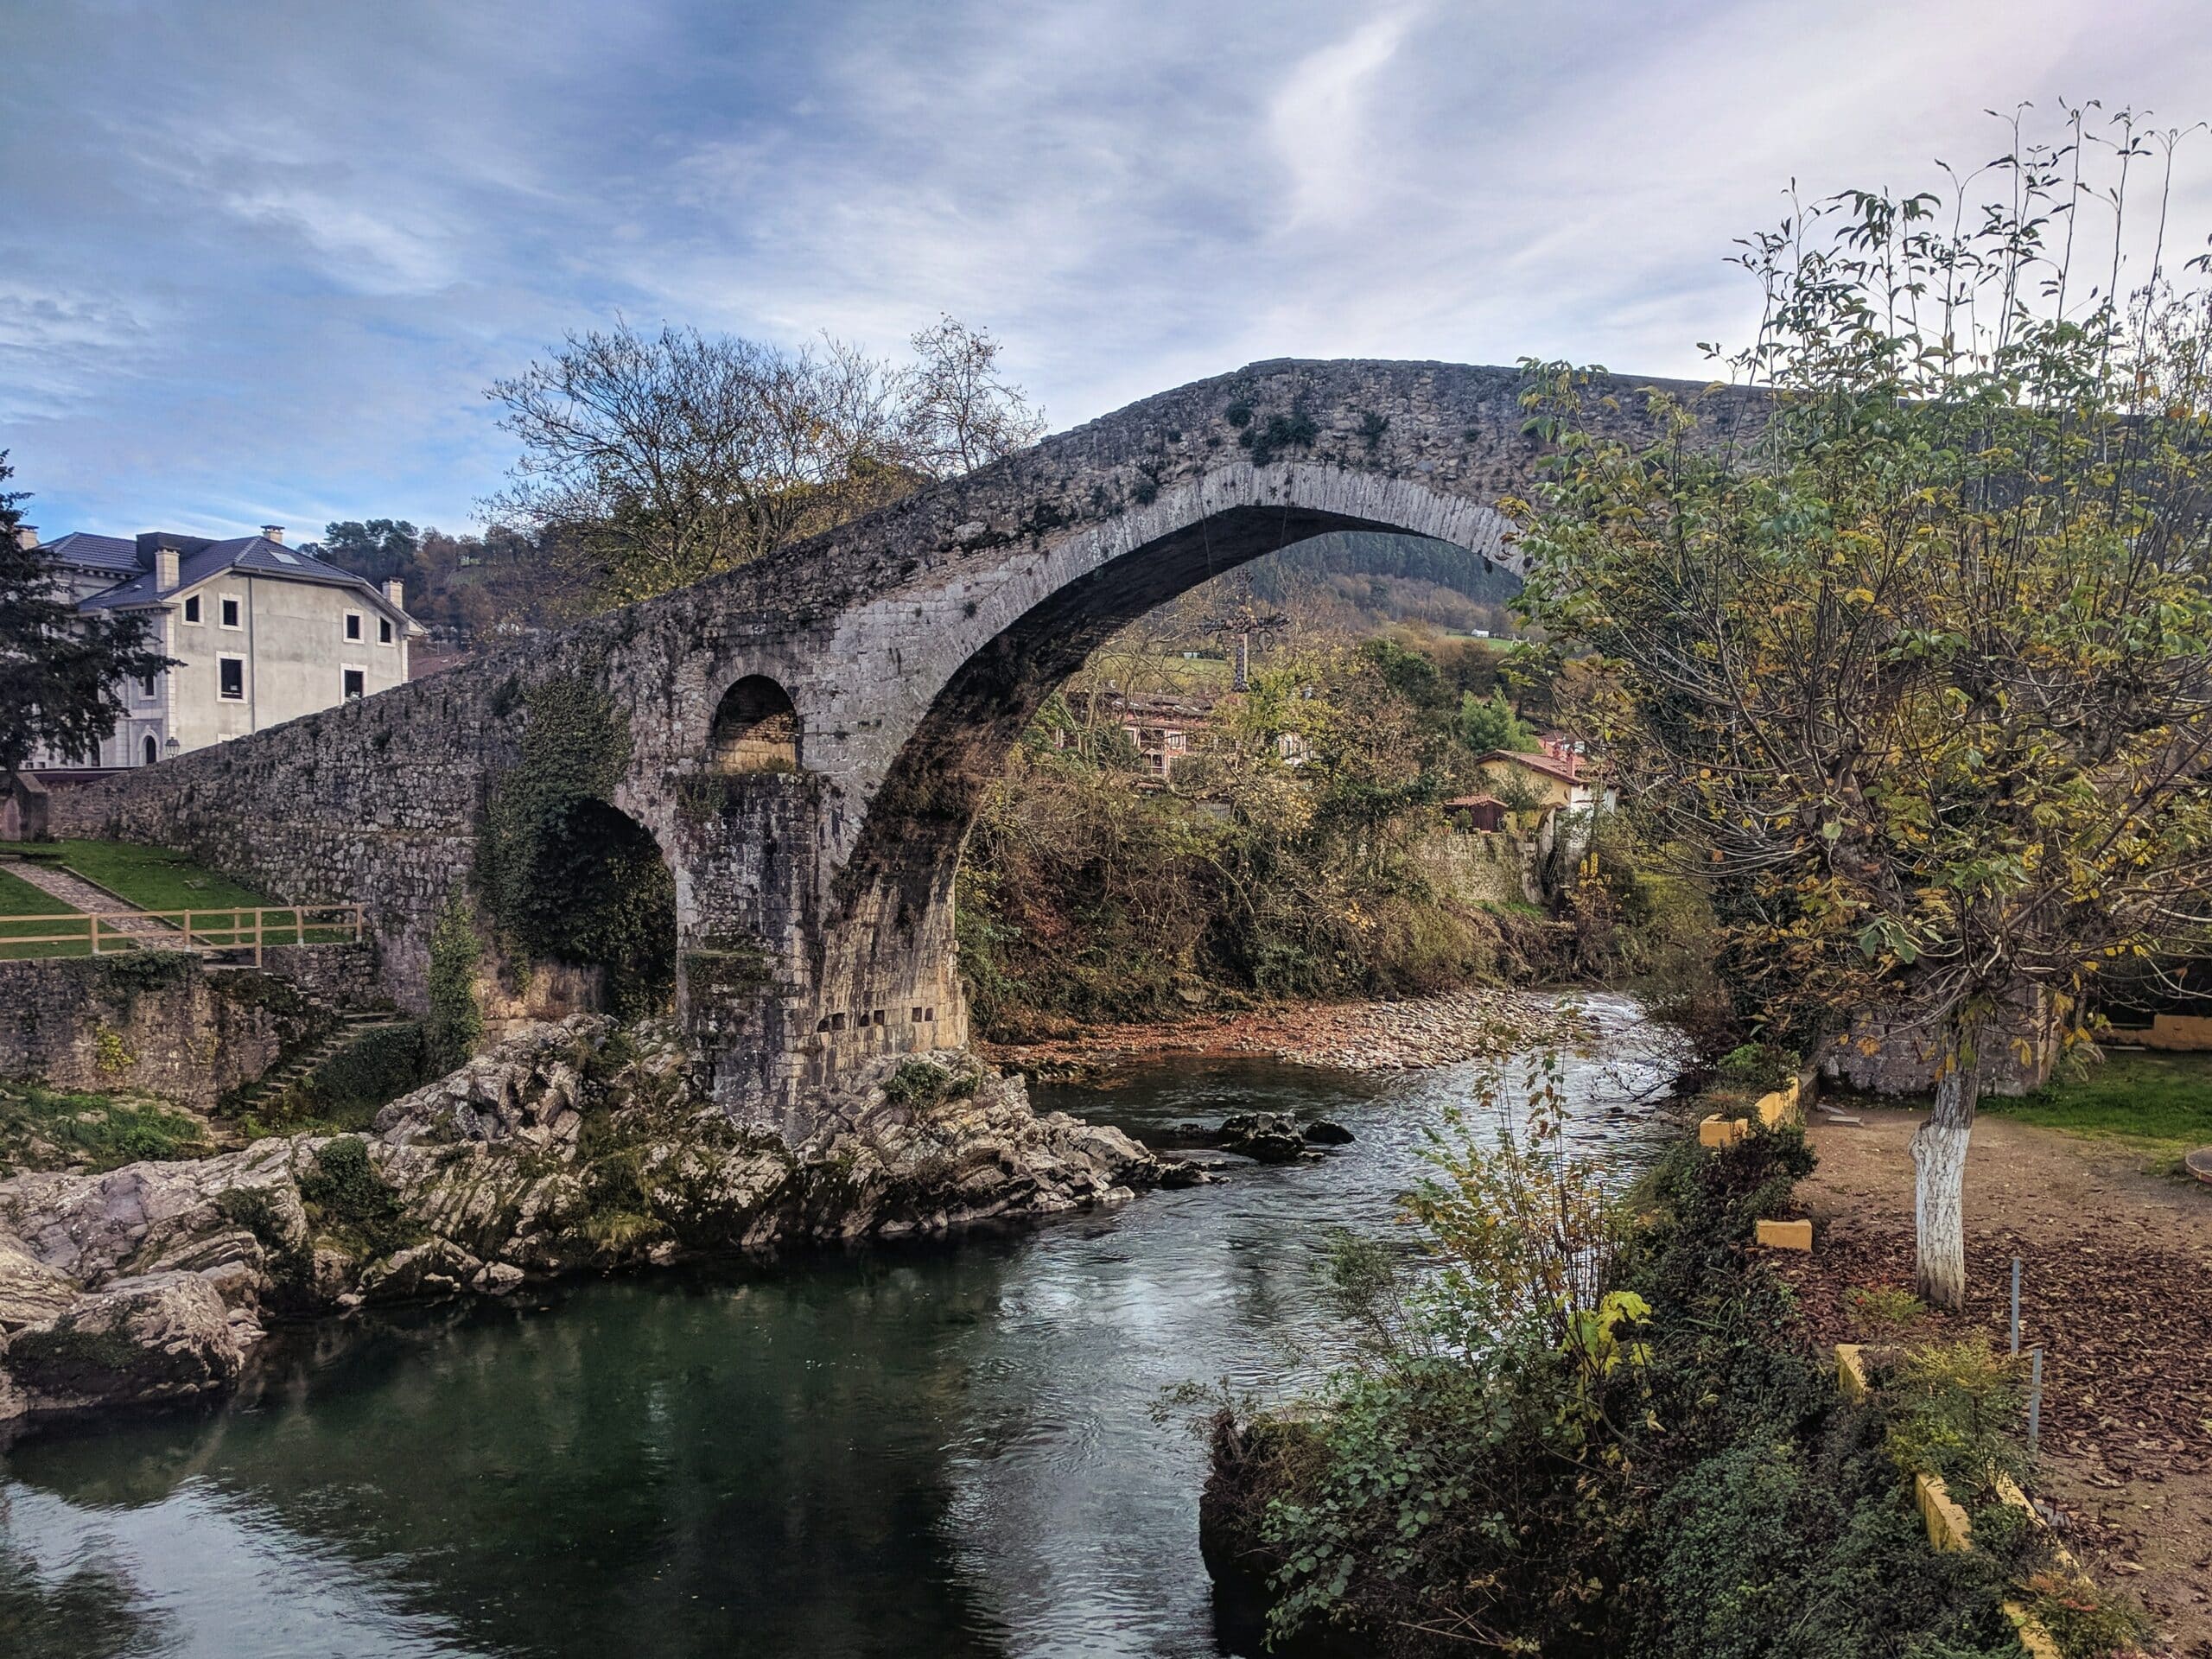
0, 1077, 209, 1174
36, 840, 353, 945
1982, 1047, 2212, 1166
0, 863, 91, 959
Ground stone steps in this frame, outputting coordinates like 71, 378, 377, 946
221, 1009, 410, 1127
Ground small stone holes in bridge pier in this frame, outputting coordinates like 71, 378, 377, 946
816, 1007, 935, 1033
710, 676, 801, 772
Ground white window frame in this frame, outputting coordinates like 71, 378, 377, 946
219, 594, 243, 630
137, 671, 158, 702
217, 653, 246, 701
341, 663, 368, 701
378, 614, 395, 645
182, 594, 202, 624
344, 610, 363, 642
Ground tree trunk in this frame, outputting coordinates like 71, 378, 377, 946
1911, 1039, 1981, 1311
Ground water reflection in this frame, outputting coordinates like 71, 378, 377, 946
2, 995, 1677, 1659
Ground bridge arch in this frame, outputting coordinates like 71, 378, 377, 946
798, 461, 1520, 1102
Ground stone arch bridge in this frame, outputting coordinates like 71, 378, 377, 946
54, 359, 1758, 1135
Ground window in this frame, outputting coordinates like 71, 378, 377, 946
137, 673, 156, 700
220, 595, 241, 628
378, 616, 394, 645
218, 656, 245, 700
345, 612, 362, 641
342, 667, 365, 701
182, 594, 201, 624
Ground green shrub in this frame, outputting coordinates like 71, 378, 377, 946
1238, 1074, 2031, 1658
1845, 1284, 1927, 1336
1713, 1044, 1799, 1092
251, 1021, 432, 1135
296, 1135, 417, 1257
880, 1058, 979, 1109
1879, 1340, 2027, 1494
2019, 1571, 2152, 1658
313, 1021, 429, 1111
425, 899, 483, 1071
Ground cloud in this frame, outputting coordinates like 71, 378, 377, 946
1268, 10, 1418, 229
1, 0, 2209, 536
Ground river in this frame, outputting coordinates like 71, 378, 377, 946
0, 995, 1679, 1659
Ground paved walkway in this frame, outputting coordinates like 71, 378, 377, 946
3, 859, 194, 950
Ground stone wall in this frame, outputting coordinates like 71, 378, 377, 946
1416, 828, 1533, 908
260, 942, 383, 1010
1821, 1000, 2059, 1099
0, 956, 331, 1108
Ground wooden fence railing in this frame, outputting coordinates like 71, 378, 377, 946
0, 904, 364, 966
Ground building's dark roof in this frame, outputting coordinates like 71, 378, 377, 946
73, 534, 413, 622
36, 531, 142, 574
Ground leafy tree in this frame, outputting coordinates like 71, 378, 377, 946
484, 322, 914, 604
1454, 689, 1532, 754
316, 518, 420, 585
1519, 110, 2212, 1307
0, 456, 172, 783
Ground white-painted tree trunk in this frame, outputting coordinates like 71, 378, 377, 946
1911, 1053, 1979, 1311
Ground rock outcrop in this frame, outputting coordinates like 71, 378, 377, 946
0, 1019, 1168, 1430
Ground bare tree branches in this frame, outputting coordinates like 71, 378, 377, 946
483, 315, 1042, 605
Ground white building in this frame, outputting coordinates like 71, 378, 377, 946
23, 524, 421, 770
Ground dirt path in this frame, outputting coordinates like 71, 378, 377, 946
2, 860, 192, 950
1783, 1108, 2212, 1654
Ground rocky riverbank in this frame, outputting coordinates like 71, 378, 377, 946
987, 988, 1592, 1077
0, 1017, 1176, 1433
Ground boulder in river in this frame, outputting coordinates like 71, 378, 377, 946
1301, 1121, 1355, 1147
1215, 1112, 1311, 1165
4, 1270, 245, 1415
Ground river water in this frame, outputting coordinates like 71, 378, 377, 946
0, 995, 1678, 1659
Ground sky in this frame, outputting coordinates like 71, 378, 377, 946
4, 0, 2210, 539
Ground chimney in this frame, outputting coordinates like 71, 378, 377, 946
383, 577, 405, 608
13, 524, 38, 551
261, 524, 285, 544
156, 548, 180, 592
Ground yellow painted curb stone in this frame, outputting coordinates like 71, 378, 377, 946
1754, 1218, 1812, 1251
1834, 1344, 1869, 1402
1915, 1471, 1973, 1553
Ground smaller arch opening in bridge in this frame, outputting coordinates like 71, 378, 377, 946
709, 676, 802, 772
499, 797, 677, 1019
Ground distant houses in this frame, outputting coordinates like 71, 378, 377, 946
22, 524, 422, 770
1066, 690, 1311, 785
1471, 736, 1612, 818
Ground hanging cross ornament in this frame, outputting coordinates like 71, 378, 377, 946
1198, 574, 1289, 691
